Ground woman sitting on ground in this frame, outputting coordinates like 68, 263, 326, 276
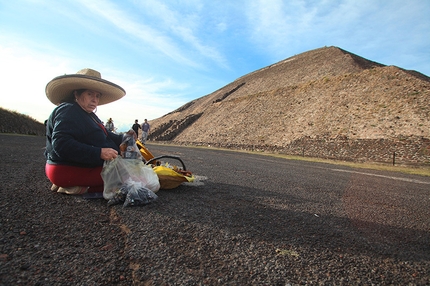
44, 68, 135, 194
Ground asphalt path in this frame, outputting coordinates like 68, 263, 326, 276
150, 143, 430, 236
1, 134, 429, 285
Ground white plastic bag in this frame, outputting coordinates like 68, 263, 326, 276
101, 157, 160, 201
123, 179, 158, 207
106, 178, 158, 207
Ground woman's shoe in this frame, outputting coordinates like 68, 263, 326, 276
57, 186, 89, 195
50, 184, 59, 191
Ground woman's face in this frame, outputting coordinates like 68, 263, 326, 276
75, 89, 101, 113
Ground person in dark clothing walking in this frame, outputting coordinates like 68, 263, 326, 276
132, 119, 141, 137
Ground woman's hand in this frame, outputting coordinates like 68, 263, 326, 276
101, 148, 118, 161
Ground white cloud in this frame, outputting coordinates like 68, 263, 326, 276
0, 42, 72, 122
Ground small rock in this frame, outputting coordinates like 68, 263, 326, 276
0, 254, 9, 261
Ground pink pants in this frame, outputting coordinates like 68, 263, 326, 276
45, 163, 104, 193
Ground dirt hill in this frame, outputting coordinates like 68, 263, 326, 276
148, 46, 430, 165
0, 107, 45, 136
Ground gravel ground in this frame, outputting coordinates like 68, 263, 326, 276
1, 134, 429, 285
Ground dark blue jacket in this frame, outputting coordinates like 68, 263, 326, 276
45, 102, 123, 167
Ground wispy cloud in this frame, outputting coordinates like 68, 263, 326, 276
74, 0, 200, 68
74, 0, 227, 69
135, 0, 229, 68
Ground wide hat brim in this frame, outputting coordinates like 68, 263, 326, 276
45, 74, 126, 106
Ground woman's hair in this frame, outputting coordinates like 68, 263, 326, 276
74, 89, 87, 97
61, 89, 87, 103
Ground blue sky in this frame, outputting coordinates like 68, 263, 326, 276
1, 0, 429, 132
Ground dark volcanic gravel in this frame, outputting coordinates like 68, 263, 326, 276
0, 134, 429, 285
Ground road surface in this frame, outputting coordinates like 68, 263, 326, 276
1, 134, 429, 285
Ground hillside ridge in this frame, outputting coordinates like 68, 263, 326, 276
0, 107, 45, 136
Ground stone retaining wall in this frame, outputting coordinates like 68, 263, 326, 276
171, 136, 430, 166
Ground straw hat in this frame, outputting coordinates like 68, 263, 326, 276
45, 68, 126, 105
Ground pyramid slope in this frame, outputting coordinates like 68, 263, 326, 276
148, 46, 430, 164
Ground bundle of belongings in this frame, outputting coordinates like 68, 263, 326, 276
101, 134, 194, 207
136, 140, 194, 189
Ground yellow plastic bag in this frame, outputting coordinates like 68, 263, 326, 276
153, 165, 194, 189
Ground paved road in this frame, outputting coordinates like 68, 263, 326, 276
150, 143, 430, 238
1, 134, 429, 285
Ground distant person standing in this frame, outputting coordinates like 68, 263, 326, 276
132, 119, 141, 136
141, 119, 150, 144
105, 118, 114, 132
